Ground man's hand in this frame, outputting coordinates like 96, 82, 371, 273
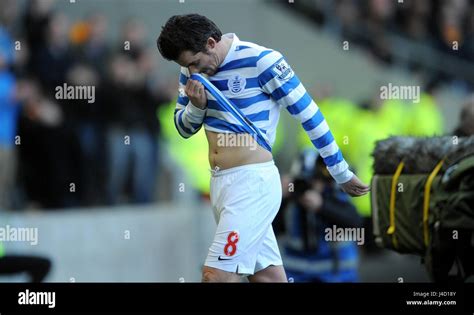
340, 175, 370, 197
185, 79, 207, 109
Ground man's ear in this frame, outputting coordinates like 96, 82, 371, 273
207, 37, 217, 50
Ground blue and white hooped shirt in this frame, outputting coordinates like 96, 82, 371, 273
174, 33, 353, 184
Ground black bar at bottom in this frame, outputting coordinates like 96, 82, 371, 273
0, 283, 472, 313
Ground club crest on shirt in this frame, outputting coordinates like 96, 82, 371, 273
272, 58, 294, 81
227, 75, 246, 94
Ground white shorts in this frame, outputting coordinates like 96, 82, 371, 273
204, 160, 283, 275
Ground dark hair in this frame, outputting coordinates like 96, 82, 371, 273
157, 14, 222, 61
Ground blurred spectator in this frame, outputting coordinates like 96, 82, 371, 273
63, 13, 111, 205
0, 26, 19, 210
275, 150, 362, 282
62, 64, 104, 205
100, 18, 171, 205
461, 10, 474, 62
103, 50, 169, 204
17, 78, 80, 209
0, 0, 19, 32
23, 0, 55, 74
72, 13, 110, 80
34, 12, 73, 94
119, 18, 147, 61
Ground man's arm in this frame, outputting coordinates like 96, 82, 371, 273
174, 67, 207, 138
257, 51, 369, 195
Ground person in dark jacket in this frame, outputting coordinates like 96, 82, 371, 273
276, 149, 363, 282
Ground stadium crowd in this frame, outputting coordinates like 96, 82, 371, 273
291, 0, 474, 88
0, 0, 174, 209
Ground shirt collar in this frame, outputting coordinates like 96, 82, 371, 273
219, 33, 239, 69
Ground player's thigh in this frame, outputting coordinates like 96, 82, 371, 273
248, 264, 287, 283
202, 265, 242, 282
